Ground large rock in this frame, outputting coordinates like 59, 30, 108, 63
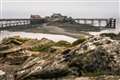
66, 36, 120, 75
16, 56, 70, 80
0, 36, 120, 80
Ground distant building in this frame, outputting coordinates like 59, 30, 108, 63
48, 13, 65, 22
30, 15, 45, 24
30, 15, 41, 19
51, 13, 63, 18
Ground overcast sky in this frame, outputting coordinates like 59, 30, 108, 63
0, 0, 119, 20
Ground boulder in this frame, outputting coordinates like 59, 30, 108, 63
66, 36, 120, 75
16, 56, 69, 80
0, 36, 120, 80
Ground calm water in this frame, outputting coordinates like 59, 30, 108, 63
0, 30, 77, 43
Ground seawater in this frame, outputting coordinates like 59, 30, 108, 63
0, 30, 77, 43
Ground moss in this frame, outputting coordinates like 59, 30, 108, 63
31, 45, 49, 52
31, 40, 70, 52
72, 37, 86, 46
55, 40, 71, 47
31, 42, 55, 52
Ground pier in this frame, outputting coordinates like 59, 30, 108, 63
0, 19, 30, 28
75, 18, 116, 28
0, 18, 116, 30
0, 18, 46, 29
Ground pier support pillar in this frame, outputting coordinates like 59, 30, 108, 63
98, 20, 101, 27
84, 20, 87, 24
91, 20, 94, 26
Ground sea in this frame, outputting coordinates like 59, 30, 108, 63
0, 22, 119, 42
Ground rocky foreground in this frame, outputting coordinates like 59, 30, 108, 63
0, 35, 120, 80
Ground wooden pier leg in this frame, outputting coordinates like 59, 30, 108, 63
98, 20, 101, 27
105, 20, 109, 28
4, 24, 7, 28
1, 24, 3, 28
111, 19, 116, 28
14, 21, 16, 26
91, 20, 94, 26
113, 19, 116, 28
78, 20, 81, 24
10, 21, 12, 27
78, 20, 80, 24
84, 20, 87, 24
7, 21, 9, 27
27, 20, 30, 25
24, 20, 26, 25
20, 20, 22, 25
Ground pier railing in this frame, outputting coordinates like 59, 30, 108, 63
74, 18, 116, 28
0, 18, 116, 30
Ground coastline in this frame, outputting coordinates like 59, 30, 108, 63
0, 30, 77, 43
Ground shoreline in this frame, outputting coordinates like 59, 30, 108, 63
0, 23, 119, 43
0, 30, 77, 43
